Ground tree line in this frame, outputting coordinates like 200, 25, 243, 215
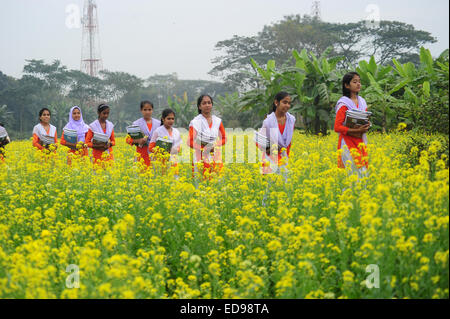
0, 14, 446, 138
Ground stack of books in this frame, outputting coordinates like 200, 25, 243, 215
126, 125, 144, 140
40, 134, 55, 146
93, 132, 109, 144
196, 131, 217, 147
0, 127, 8, 144
155, 137, 173, 154
63, 128, 78, 145
254, 131, 271, 149
345, 109, 372, 128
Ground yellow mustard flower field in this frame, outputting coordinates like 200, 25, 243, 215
0, 132, 448, 299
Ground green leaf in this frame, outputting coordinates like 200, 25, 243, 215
368, 56, 378, 75
420, 47, 434, 74
422, 81, 430, 98
389, 79, 410, 95
392, 59, 406, 78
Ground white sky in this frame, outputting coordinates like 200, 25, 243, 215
0, 0, 448, 80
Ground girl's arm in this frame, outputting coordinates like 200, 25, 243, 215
217, 123, 226, 146
187, 126, 202, 150
149, 130, 158, 153
126, 135, 134, 146
54, 130, 58, 144
32, 133, 44, 150
334, 107, 350, 135
85, 129, 94, 148
109, 130, 116, 147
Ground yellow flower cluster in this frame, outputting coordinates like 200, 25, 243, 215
0, 131, 448, 299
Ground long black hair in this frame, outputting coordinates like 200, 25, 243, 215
197, 94, 213, 114
97, 103, 110, 114
161, 108, 175, 126
39, 108, 51, 121
140, 100, 154, 110
271, 92, 290, 113
342, 72, 360, 98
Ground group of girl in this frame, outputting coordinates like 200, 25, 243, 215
2, 72, 370, 177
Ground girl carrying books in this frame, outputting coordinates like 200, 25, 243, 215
187, 94, 226, 178
149, 108, 182, 175
334, 72, 370, 177
126, 101, 161, 167
32, 108, 58, 153
86, 104, 116, 165
256, 92, 296, 176
0, 123, 10, 161
60, 106, 89, 160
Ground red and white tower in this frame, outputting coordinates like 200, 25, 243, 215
81, 0, 103, 77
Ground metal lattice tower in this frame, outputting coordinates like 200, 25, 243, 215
81, 0, 102, 77
311, 1, 321, 20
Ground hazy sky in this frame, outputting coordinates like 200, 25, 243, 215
0, 0, 448, 81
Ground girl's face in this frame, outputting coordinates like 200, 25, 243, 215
40, 110, 51, 124
72, 108, 81, 121
199, 97, 213, 115
141, 104, 153, 120
163, 113, 175, 128
98, 108, 110, 121
346, 75, 361, 94
275, 96, 292, 113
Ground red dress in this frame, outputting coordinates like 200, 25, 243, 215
187, 121, 226, 176
126, 121, 153, 167
86, 128, 116, 163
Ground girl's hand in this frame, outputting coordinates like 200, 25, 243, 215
138, 136, 148, 148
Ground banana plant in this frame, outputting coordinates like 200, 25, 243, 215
167, 92, 198, 128
289, 47, 343, 135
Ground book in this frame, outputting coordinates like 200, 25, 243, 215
344, 109, 372, 128
93, 132, 109, 144
254, 131, 271, 149
63, 129, 78, 145
196, 131, 217, 147
155, 137, 173, 154
40, 134, 55, 146
0, 127, 7, 143
126, 125, 144, 141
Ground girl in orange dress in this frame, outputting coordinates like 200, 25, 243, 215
126, 101, 160, 168
334, 72, 370, 178
85, 104, 116, 166
32, 108, 58, 153
187, 95, 226, 178
60, 106, 89, 162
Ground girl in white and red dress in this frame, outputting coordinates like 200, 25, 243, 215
334, 72, 370, 178
187, 95, 226, 178
126, 101, 160, 168
85, 104, 116, 165
149, 108, 182, 176
32, 108, 58, 153
256, 92, 296, 176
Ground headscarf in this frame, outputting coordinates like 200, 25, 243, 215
262, 111, 296, 148
64, 106, 89, 142
335, 96, 368, 113
133, 117, 161, 145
